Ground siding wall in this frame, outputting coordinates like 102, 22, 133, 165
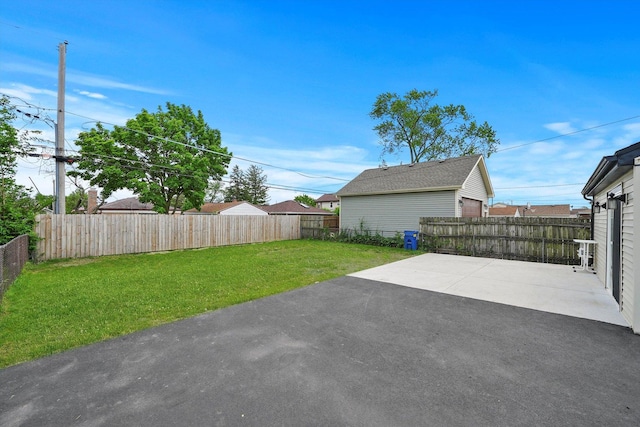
622, 172, 634, 325
459, 164, 489, 216
593, 169, 634, 326
340, 191, 455, 237
593, 197, 608, 283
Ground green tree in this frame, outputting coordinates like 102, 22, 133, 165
71, 103, 230, 213
294, 194, 316, 207
0, 95, 52, 246
224, 165, 247, 202
66, 188, 87, 214
0, 96, 29, 185
370, 89, 499, 163
223, 165, 269, 204
205, 179, 225, 203
244, 165, 269, 205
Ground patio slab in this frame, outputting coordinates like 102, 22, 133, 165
349, 253, 628, 327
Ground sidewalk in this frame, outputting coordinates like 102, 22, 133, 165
349, 253, 627, 327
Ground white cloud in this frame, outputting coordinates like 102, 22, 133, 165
3, 61, 169, 96
221, 133, 377, 201
544, 122, 577, 134
0, 83, 58, 101
76, 90, 107, 99
527, 141, 564, 156
69, 71, 170, 95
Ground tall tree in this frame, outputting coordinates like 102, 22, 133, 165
205, 179, 225, 203
370, 89, 499, 163
244, 165, 269, 205
294, 194, 316, 207
71, 103, 231, 213
0, 96, 52, 245
224, 165, 246, 202
0, 96, 29, 186
66, 188, 87, 214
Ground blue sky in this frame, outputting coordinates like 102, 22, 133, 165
2, 0, 640, 207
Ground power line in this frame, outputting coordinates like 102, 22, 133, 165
19, 146, 333, 196
496, 115, 640, 153
2, 94, 350, 183
494, 183, 583, 190
64, 109, 350, 182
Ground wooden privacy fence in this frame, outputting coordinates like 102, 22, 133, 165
1, 234, 29, 303
300, 215, 339, 239
420, 217, 591, 265
35, 214, 301, 261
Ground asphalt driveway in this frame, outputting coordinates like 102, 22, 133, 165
1, 273, 640, 425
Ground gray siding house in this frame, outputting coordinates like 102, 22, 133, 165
582, 141, 640, 333
337, 155, 494, 237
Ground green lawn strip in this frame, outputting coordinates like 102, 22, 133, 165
0, 240, 416, 368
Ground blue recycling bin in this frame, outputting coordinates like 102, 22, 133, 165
404, 230, 418, 250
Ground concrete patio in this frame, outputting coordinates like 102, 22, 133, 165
349, 253, 628, 327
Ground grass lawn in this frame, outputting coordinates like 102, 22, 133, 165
0, 240, 416, 368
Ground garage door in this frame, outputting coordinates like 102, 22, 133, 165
461, 197, 482, 217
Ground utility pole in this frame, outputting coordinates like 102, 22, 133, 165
54, 41, 68, 214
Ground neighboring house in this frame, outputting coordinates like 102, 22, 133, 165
488, 206, 521, 217
581, 141, 640, 334
260, 200, 335, 216
316, 194, 340, 211
184, 201, 267, 216
571, 207, 591, 219
490, 204, 575, 218
517, 204, 572, 218
337, 155, 494, 236
97, 197, 157, 214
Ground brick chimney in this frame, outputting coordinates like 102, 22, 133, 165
87, 188, 98, 214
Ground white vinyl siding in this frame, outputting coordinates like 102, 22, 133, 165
622, 173, 634, 325
593, 169, 634, 326
460, 165, 489, 206
340, 191, 455, 237
593, 196, 608, 285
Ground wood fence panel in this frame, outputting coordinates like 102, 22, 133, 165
300, 215, 338, 239
34, 214, 301, 261
420, 217, 591, 265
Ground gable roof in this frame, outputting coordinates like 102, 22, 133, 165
260, 200, 334, 215
316, 193, 339, 202
489, 206, 520, 217
517, 204, 571, 217
99, 197, 154, 211
186, 201, 247, 214
337, 155, 493, 197
582, 141, 640, 197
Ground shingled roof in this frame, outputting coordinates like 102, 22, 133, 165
99, 197, 154, 211
185, 201, 245, 214
337, 155, 493, 197
316, 193, 338, 202
260, 200, 334, 215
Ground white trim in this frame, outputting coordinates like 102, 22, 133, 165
633, 157, 640, 332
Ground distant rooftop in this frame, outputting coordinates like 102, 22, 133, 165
260, 200, 334, 215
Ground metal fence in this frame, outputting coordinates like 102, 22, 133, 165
420, 217, 591, 264
0, 234, 29, 303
